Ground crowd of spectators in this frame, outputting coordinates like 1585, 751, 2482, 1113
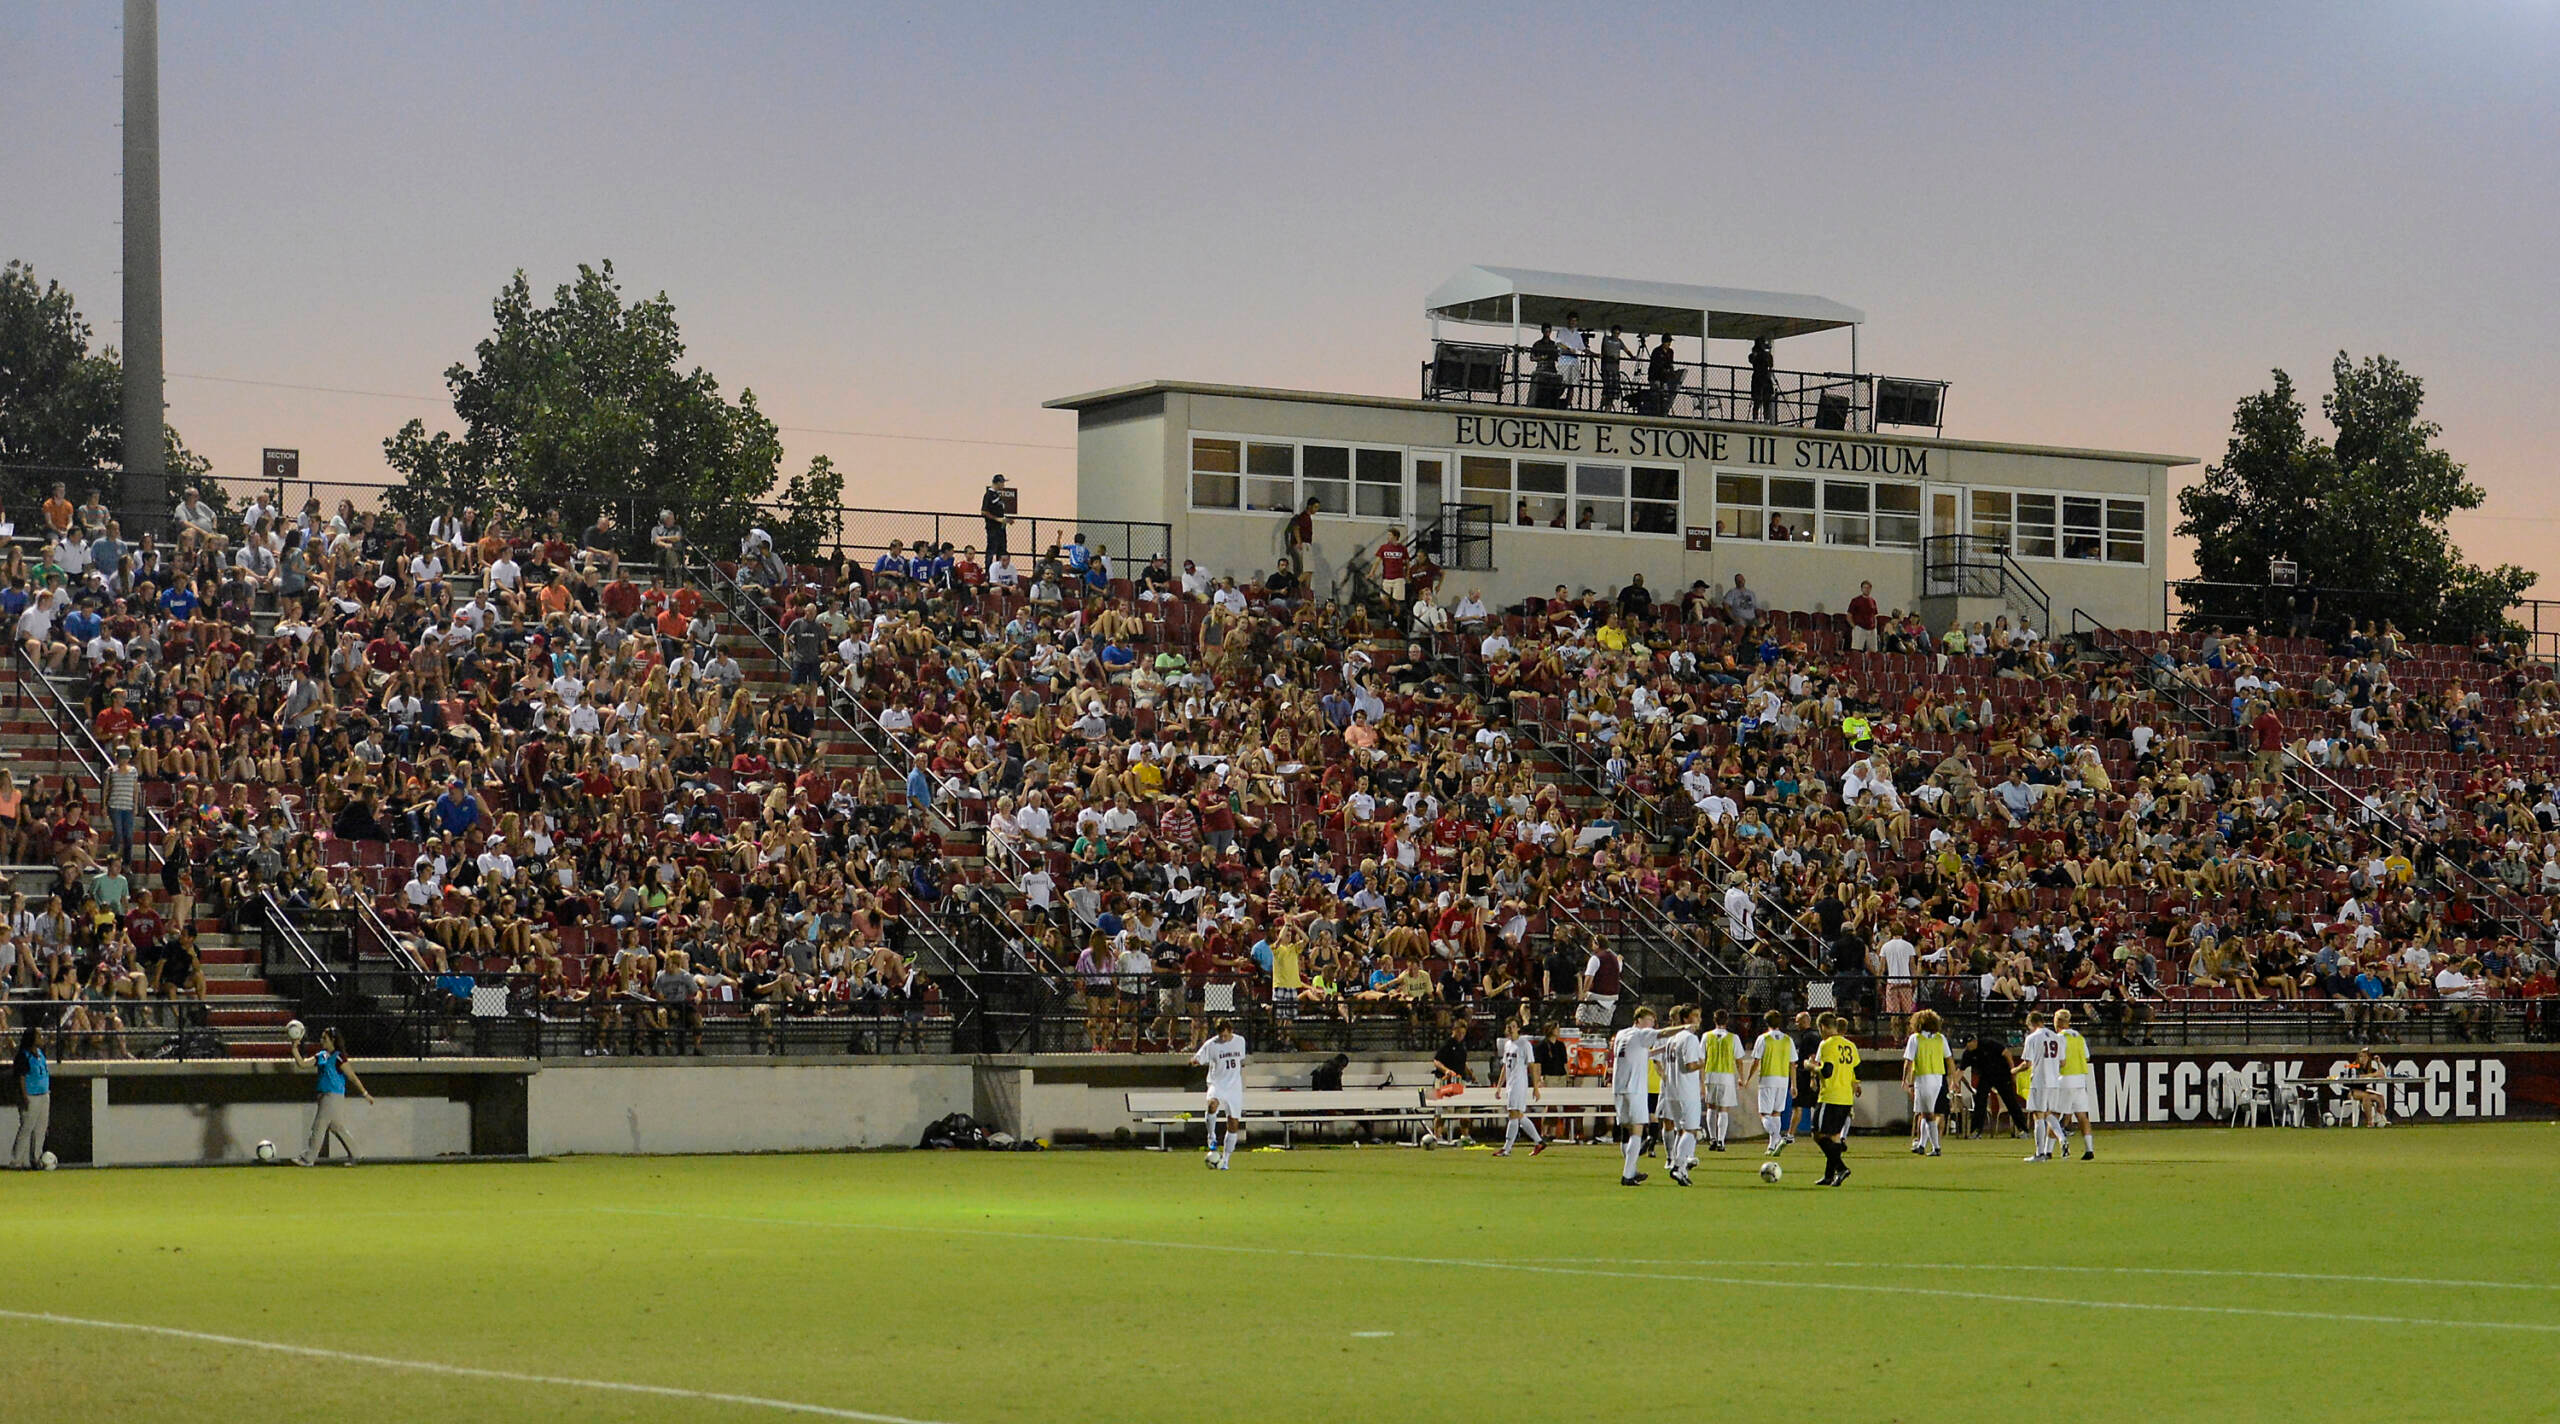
6, 474, 2555, 1062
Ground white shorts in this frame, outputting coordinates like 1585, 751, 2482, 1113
2055, 1077, 2095, 1116
1614, 1088, 1649, 1128
1756, 1079, 1791, 1115
2026, 1079, 2058, 1113
1910, 1074, 1945, 1115
1665, 1094, 1701, 1131
1702, 1073, 1738, 1109
1502, 1084, 1532, 1113
1206, 1091, 1243, 1122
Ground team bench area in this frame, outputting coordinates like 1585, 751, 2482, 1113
1123, 1086, 1619, 1149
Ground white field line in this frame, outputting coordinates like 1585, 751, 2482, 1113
1501, 1257, 2560, 1292
0, 1309, 954, 1423
601, 1208, 2560, 1336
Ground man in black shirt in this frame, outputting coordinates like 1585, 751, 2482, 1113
981, 474, 1012, 559
1961, 1034, 2028, 1139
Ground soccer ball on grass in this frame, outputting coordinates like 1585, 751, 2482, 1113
1758, 1161, 1783, 1183
255, 1140, 277, 1163
39, 1151, 58, 1171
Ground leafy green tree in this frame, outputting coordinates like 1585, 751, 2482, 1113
771, 453, 846, 564
383, 261, 829, 559
0, 259, 213, 509
2176, 352, 2531, 643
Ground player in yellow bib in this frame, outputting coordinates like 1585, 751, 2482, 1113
1698, 1008, 1743, 1152
1811, 1013, 1861, 1187
1743, 1009, 1796, 1157
2052, 1007, 2097, 1160
1901, 1008, 1952, 1157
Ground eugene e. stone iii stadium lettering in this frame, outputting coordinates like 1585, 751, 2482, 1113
1451, 413, 1929, 475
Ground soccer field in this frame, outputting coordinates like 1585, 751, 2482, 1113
3, 1125, 2554, 1423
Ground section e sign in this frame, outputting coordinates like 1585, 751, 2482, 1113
261, 448, 300, 482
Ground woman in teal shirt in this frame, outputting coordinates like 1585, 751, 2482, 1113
9, 1025, 47, 1168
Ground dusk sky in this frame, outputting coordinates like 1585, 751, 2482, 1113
7, 3, 2555, 586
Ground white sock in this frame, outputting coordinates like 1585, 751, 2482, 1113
1205, 1119, 1221, 1155
1621, 1134, 1642, 1178
1221, 1127, 1242, 1164
1521, 1116, 1542, 1145
1503, 1119, 1518, 1150
2081, 1126, 2094, 1150
1712, 1110, 1728, 1147
1762, 1113, 1781, 1144
1674, 1130, 1695, 1171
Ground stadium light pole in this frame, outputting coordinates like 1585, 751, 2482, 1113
121, 0, 170, 536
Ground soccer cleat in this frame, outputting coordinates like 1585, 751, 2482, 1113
1828, 1166, 1850, 1187
2081, 1148, 2095, 1161
1816, 1171, 1838, 1186
1671, 1168, 1691, 1187
1708, 1142, 1725, 1153
1493, 1149, 1511, 1158
1529, 1141, 1549, 1157
1910, 1142, 1926, 1154
1928, 1147, 1942, 1157
2024, 1153, 2044, 1162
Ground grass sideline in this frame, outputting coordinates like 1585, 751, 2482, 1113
1, 1124, 2553, 1422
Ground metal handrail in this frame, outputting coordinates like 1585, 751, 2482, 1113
255, 888, 343, 996
2075, 612, 2552, 944
1452, 632, 1828, 976
1420, 344, 1947, 434
10, 645, 172, 867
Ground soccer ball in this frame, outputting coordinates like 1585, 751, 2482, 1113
39, 1151, 58, 1171
255, 1140, 277, 1163
1421, 1134, 1440, 1151
285, 1019, 307, 1043
1759, 1161, 1783, 1183
2320, 1111, 2336, 1127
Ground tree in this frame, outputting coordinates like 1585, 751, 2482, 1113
0, 259, 212, 509
2175, 352, 2532, 643
383, 261, 832, 560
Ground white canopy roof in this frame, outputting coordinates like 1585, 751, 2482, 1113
1424, 265, 1863, 343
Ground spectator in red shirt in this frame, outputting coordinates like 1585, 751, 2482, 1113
94, 690, 139, 742
1849, 579, 1881, 652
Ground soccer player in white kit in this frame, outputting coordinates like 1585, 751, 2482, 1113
2020, 1010, 2061, 1162
1609, 1006, 1661, 1185
1493, 1014, 1548, 1157
1902, 1008, 1952, 1156
2051, 1008, 2097, 1160
1655, 1006, 1706, 1185
1744, 1009, 1795, 1155
1190, 1021, 1249, 1169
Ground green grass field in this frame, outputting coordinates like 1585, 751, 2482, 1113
3, 1124, 2555, 1423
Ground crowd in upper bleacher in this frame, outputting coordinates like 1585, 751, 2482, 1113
7, 476, 2554, 1061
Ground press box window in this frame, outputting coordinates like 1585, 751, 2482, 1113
1245, 442, 1296, 512
2062, 496, 2108, 560
1767, 477, 1816, 543
1460, 456, 1511, 519
2107, 499, 2146, 564
1516, 461, 1567, 527
1631, 465, 1679, 535
1822, 480, 1870, 547
1355, 448, 1402, 519
1301, 444, 1351, 515
1873, 482, 1921, 548
2014, 494, 2058, 559
1715, 472, 1764, 541
1970, 490, 2012, 551
1190, 438, 1241, 510
1575, 464, 1627, 533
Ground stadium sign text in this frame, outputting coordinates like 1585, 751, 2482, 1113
1451, 415, 1930, 475
2089, 1050, 2556, 1125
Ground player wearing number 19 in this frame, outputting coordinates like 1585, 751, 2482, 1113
1811, 1014, 1860, 1187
